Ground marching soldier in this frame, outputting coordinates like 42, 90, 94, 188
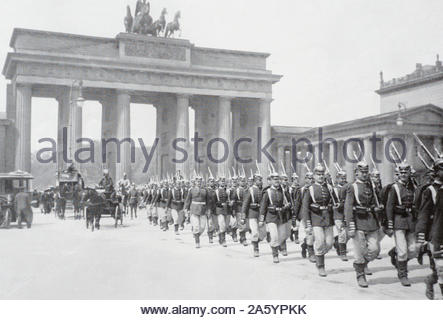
149, 183, 160, 226
184, 176, 209, 248
159, 181, 170, 231
417, 158, 443, 299
344, 162, 383, 288
128, 183, 139, 219
333, 170, 349, 261
166, 179, 185, 235
386, 162, 418, 286
242, 171, 266, 256
206, 175, 218, 243
233, 174, 248, 246
278, 172, 292, 256
289, 173, 300, 244
259, 172, 292, 263
296, 171, 315, 262
301, 164, 337, 277
214, 177, 231, 247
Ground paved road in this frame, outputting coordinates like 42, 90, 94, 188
0, 210, 437, 299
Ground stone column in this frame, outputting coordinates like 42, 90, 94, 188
363, 136, 372, 166
216, 96, 232, 178
101, 94, 118, 181
404, 134, 415, 169
258, 98, 272, 179
14, 84, 32, 172
56, 88, 70, 172
69, 87, 83, 166
381, 135, 394, 185
344, 141, 355, 182
277, 145, 284, 173
176, 94, 190, 179
328, 142, 337, 178
115, 90, 131, 182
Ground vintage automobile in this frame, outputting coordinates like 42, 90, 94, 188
0, 170, 34, 229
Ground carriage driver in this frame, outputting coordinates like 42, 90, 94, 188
99, 169, 114, 193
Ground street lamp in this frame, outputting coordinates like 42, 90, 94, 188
396, 102, 406, 127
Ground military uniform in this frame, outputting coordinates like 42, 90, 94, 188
214, 185, 231, 246
386, 180, 417, 262
345, 177, 381, 287
159, 186, 170, 230
184, 184, 209, 247
15, 191, 33, 228
206, 184, 218, 242
166, 186, 185, 234
417, 178, 443, 298
333, 181, 349, 259
233, 185, 248, 244
242, 184, 266, 255
301, 180, 336, 275
150, 187, 160, 225
259, 184, 291, 262
128, 187, 139, 219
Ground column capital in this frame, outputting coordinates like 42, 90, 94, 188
116, 89, 131, 96
219, 96, 234, 102
176, 93, 191, 99
260, 97, 274, 103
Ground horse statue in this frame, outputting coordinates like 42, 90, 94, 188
145, 8, 167, 36
164, 11, 181, 38
124, 5, 133, 33
131, 1, 153, 34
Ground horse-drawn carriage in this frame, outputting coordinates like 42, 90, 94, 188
82, 187, 123, 231
0, 170, 34, 229
56, 166, 84, 219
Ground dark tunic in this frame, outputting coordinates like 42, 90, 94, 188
386, 181, 416, 231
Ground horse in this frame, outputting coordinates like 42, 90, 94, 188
81, 188, 105, 231
145, 8, 167, 36
164, 11, 181, 38
132, 2, 153, 34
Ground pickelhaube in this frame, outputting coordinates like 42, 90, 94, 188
398, 162, 411, 173
291, 172, 299, 180
356, 161, 369, 172
305, 172, 314, 179
313, 164, 325, 174
336, 170, 347, 178
269, 171, 280, 178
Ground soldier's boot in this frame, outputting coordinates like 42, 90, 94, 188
164, 221, 169, 231
252, 241, 259, 257
316, 255, 327, 277
153, 217, 158, 226
231, 229, 238, 242
289, 229, 294, 242
266, 232, 271, 243
272, 246, 279, 263
218, 232, 223, 245
364, 262, 373, 275
339, 243, 348, 261
424, 273, 437, 300
398, 260, 411, 287
240, 231, 247, 246
293, 229, 300, 244
301, 239, 307, 259
354, 263, 368, 288
439, 283, 443, 296
194, 234, 201, 249
333, 236, 339, 256
388, 247, 397, 268
174, 224, 179, 235
280, 240, 288, 256
208, 231, 214, 244
417, 244, 425, 265
148, 216, 152, 224
308, 245, 316, 263
221, 232, 227, 247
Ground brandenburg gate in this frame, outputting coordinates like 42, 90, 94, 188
3, 28, 281, 180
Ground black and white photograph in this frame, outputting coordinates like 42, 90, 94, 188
0, 0, 442, 318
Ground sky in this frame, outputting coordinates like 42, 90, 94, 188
1, 0, 443, 151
